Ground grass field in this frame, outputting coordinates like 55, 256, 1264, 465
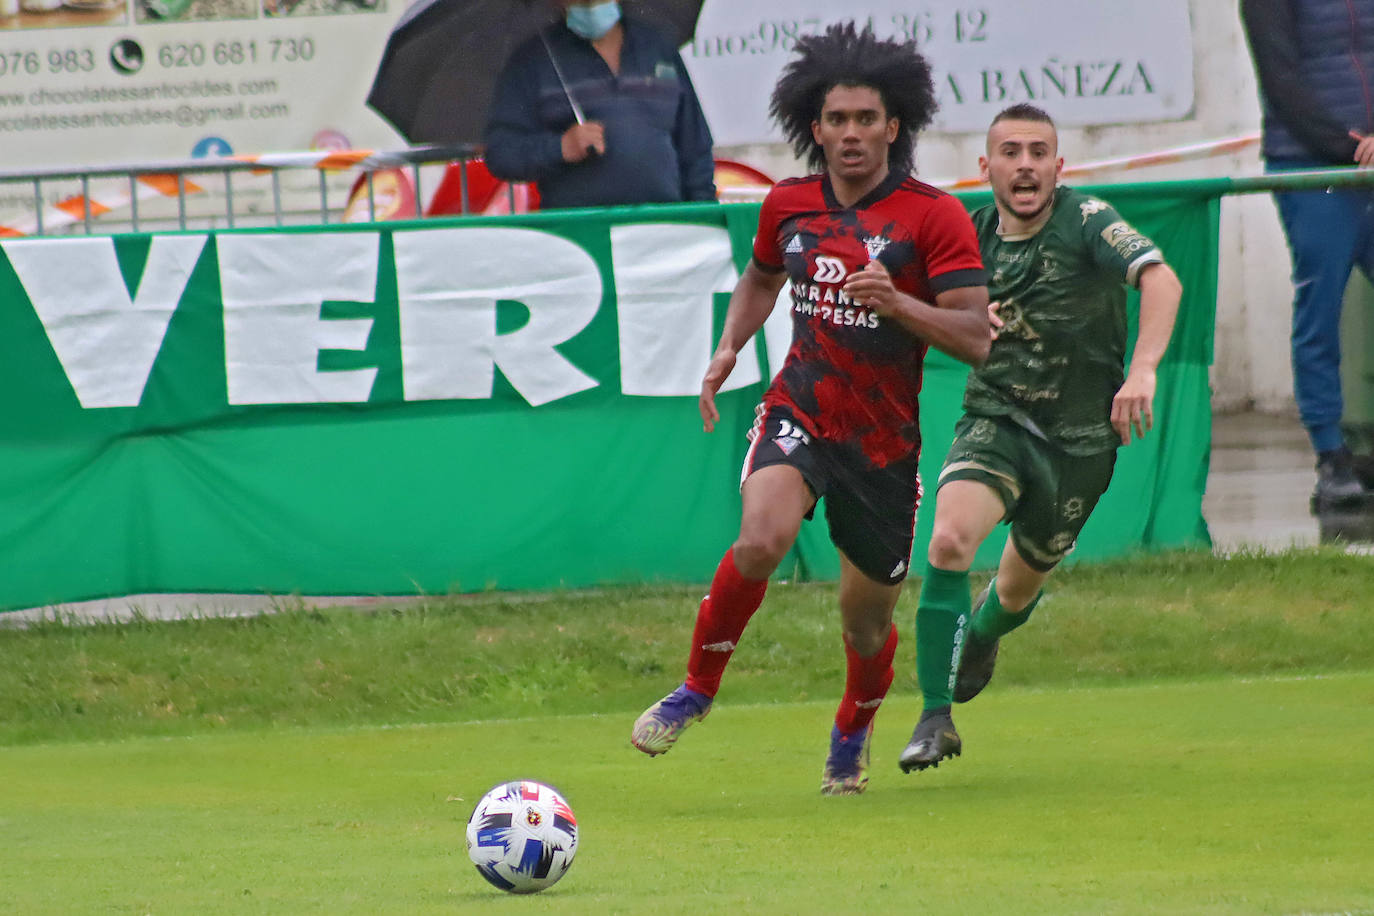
2, 548, 1372, 913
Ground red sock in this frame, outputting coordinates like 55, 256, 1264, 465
684, 549, 769, 698
834, 624, 898, 735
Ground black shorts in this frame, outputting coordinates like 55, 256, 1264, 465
740, 403, 921, 585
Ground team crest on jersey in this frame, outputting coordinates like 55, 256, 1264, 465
1080, 199, 1108, 223
1038, 252, 1064, 283
785, 234, 803, 254
863, 235, 891, 261
993, 297, 1040, 340
1062, 496, 1085, 521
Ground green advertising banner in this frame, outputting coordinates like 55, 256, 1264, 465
0, 186, 1217, 612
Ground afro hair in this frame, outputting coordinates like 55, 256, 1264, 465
769, 21, 938, 175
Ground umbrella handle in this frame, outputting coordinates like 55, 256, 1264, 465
539, 29, 595, 135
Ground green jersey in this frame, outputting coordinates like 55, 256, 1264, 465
965, 186, 1163, 455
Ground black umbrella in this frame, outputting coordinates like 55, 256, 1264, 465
367, 0, 705, 146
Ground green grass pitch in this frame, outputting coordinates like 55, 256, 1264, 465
2, 671, 1371, 914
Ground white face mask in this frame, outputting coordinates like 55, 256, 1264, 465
565, 0, 621, 40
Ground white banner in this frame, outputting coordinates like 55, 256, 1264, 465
0, 9, 411, 163
0, 1, 408, 222
0, 0, 1196, 221
683, 0, 1196, 146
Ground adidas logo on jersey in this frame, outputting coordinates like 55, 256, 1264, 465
785, 234, 803, 254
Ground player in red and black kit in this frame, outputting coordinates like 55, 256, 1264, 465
630, 22, 991, 795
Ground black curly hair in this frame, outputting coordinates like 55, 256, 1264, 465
769, 21, 938, 175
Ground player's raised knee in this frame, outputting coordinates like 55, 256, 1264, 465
926, 522, 980, 571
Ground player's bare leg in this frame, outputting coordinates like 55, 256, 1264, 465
632, 465, 813, 756
822, 555, 901, 795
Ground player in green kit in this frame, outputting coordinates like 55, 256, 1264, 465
898, 103, 1184, 773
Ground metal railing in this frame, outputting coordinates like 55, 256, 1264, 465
0, 143, 481, 237
8, 139, 1374, 239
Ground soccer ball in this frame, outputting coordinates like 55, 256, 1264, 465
465, 780, 579, 894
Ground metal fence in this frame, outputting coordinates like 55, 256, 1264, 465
8, 144, 1374, 239
0, 143, 480, 237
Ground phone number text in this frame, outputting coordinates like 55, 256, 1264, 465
156, 38, 316, 69
688, 9, 990, 58
1, 48, 98, 76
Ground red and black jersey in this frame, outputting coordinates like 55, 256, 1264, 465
752, 170, 986, 468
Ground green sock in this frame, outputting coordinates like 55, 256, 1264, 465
971, 578, 1042, 642
915, 563, 971, 711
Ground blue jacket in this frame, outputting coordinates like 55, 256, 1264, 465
483, 18, 716, 209
1241, 0, 1374, 163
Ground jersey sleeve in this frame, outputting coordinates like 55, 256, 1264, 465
1080, 198, 1164, 288
751, 186, 786, 271
919, 194, 988, 294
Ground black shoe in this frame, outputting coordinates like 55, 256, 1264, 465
1352, 451, 1374, 491
898, 710, 962, 773
953, 587, 999, 704
954, 641, 999, 705
1311, 447, 1372, 513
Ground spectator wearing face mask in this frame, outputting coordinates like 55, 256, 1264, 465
483, 0, 717, 209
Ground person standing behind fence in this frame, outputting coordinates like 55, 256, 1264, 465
482, 0, 717, 209
1240, 0, 1374, 511
629, 22, 991, 796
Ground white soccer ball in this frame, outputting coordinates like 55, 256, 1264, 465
465, 780, 579, 894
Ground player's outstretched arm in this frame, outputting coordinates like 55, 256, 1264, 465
1112, 262, 1183, 444
700, 261, 788, 432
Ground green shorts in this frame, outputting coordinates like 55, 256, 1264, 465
936, 414, 1117, 572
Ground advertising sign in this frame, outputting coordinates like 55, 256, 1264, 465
0, 2, 403, 165
0, 0, 408, 225
0, 1, 1198, 225
683, 0, 1196, 146
0, 191, 1216, 610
